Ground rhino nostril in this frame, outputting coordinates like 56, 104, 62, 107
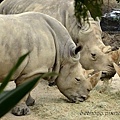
100, 71, 107, 79
102, 71, 107, 75
111, 46, 119, 51
81, 95, 87, 100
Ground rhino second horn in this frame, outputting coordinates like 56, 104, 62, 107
75, 46, 82, 54
113, 62, 120, 76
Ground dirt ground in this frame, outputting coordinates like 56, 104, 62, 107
0, 71, 120, 120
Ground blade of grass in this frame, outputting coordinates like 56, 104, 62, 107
0, 91, 9, 100
0, 52, 30, 93
0, 72, 57, 118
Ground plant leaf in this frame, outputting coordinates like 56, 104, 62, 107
74, 0, 103, 21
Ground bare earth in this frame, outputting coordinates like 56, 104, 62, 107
0, 73, 120, 120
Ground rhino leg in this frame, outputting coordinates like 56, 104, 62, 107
13, 74, 40, 115
26, 93, 35, 106
12, 86, 31, 115
12, 78, 33, 115
11, 102, 31, 116
48, 81, 56, 86
11, 93, 35, 116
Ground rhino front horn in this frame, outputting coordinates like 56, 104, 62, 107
113, 62, 120, 76
89, 72, 101, 88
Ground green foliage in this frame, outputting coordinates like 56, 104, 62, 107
116, 0, 120, 3
74, 0, 103, 21
74, 0, 120, 22
0, 53, 57, 118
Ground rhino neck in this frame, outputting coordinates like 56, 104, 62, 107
65, 14, 80, 44
43, 14, 78, 80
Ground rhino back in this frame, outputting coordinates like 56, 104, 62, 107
0, 13, 57, 81
0, 0, 73, 17
0, 12, 76, 82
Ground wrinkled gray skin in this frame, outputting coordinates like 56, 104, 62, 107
0, 12, 101, 116
0, 0, 115, 79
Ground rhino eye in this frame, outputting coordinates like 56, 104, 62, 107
87, 89, 91, 92
75, 78, 81, 81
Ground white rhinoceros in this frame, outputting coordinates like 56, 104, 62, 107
0, 0, 115, 79
0, 12, 101, 116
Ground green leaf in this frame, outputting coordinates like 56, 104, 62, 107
85, 0, 103, 19
0, 91, 10, 100
0, 72, 57, 118
116, 0, 120, 3
74, 0, 103, 21
0, 52, 30, 93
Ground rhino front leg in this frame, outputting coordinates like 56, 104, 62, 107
12, 73, 40, 115
12, 80, 34, 115
26, 93, 35, 106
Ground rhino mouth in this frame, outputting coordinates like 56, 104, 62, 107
68, 95, 88, 103
100, 70, 116, 80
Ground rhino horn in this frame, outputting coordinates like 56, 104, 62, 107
113, 62, 120, 77
110, 48, 120, 63
89, 72, 101, 88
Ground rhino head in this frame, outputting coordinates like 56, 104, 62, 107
75, 16, 116, 79
79, 44, 115, 79
56, 46, 101, 102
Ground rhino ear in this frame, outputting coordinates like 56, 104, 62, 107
89, 72, 101, 88
113, 62, 120, 76
74, 46, 82, 54
95, 17, 100, 23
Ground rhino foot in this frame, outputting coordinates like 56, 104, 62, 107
11, 103, 31, 116
48, 82, 56, 86
26, 94, 35, 106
